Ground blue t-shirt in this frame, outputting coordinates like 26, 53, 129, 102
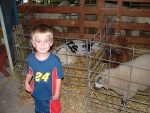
27, 52, 64, 100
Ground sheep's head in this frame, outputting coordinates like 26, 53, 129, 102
66, 40, 92, 56
94, 74, 108, 91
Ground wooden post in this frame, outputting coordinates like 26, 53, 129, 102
28, 0, 33, 5
97, 0, 105, 32
79, 0, 85, 38
115, 0, 122, 38
28, 0, 34, 19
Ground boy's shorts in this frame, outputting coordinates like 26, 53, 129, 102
30, 82, 61, 113
35, 99, 61, 113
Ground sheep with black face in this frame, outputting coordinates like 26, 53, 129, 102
53, 40, 101, 65
55, 46, 77, 66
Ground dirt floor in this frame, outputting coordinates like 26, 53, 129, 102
0, 66, 35, 113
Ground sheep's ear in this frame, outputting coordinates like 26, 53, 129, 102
94, 75, 101, 81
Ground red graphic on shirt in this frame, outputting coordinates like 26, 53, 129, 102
29, 67, 33, 75
50, 68, 61, 113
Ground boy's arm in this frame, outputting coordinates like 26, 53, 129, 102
25, 73, 33, 92
52, 79, 61, 100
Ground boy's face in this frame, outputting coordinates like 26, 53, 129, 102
31, 33, 53, 54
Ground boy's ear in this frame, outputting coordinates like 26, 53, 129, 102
31, 39, 35, 47
50, 41, 53, 46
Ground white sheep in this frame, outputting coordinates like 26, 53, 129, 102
131, 17, 150, 36
94, 54, 150, 100
17, 1, 70, 32
104, 3, 135, 36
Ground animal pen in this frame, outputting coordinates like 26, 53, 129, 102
14, 0, 150, 113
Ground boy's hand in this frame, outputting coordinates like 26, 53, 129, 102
52, 94, 59, 101
25, 83, 33, 93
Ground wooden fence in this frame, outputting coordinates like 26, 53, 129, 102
17, 0, 150, 44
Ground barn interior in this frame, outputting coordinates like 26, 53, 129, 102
0, 0, 150, 113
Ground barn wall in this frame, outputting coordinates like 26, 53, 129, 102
17, 0, 150, 44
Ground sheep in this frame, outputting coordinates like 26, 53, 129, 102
17, 1, 70, 32
54, 46, 77, 66
66, 40, 101, 56
131, 17, 150, 37
102, 36, 132, 68
94, 54, 150, 109
69, 2, 135, 35
104, 3, 135, 36
53, 40, 101, 65
68, 2, 135, 35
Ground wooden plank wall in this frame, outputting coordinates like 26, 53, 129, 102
17, 0, 150, 44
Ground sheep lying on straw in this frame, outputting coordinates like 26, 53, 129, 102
94, 54, 150, 109
54, 46, 77, 66
53, 40, 101, 65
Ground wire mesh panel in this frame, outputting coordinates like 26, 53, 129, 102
13, 31, 100, 112
51, 37, 102, 113
13, 24, 33, 87
50, 20, 115, 112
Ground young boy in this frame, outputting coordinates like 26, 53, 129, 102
25, 24, 64, 113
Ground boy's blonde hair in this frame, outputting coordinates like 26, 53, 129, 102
30, 24, 53, 42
